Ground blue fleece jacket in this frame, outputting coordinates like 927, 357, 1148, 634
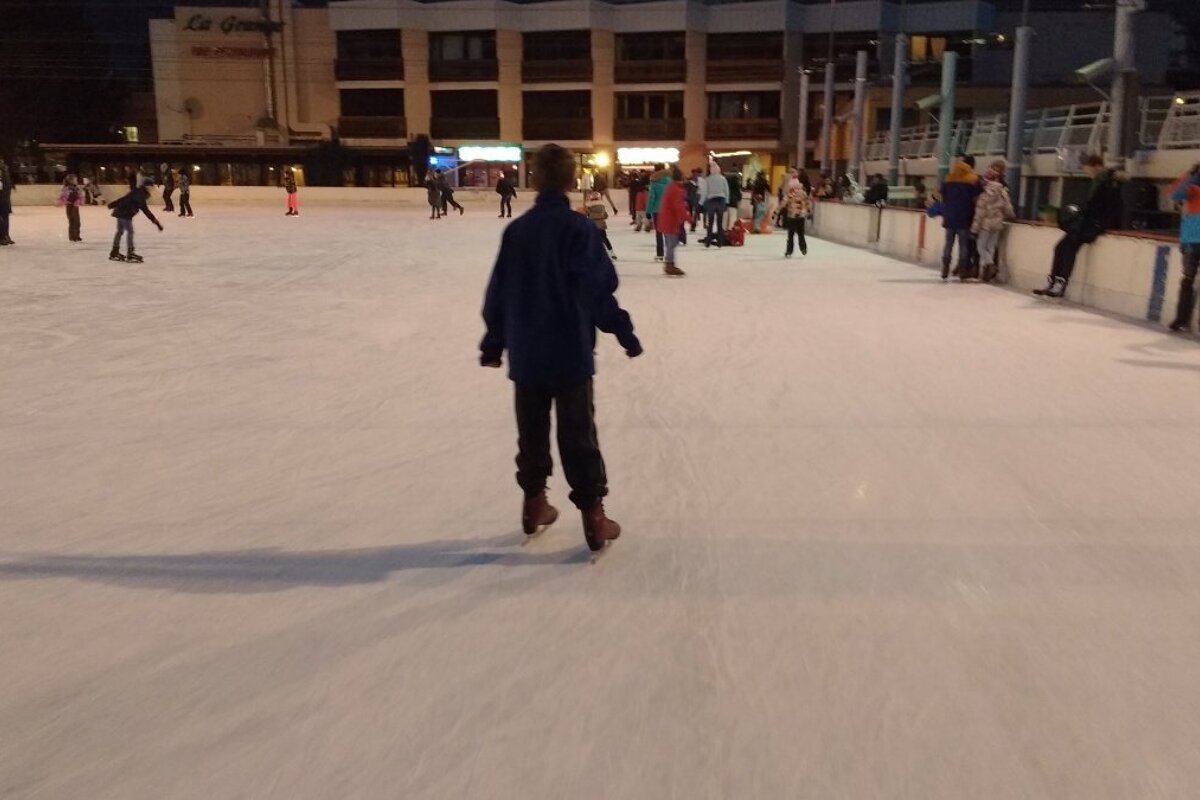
481, 193, 640, 385
1170, 172, 1200, 245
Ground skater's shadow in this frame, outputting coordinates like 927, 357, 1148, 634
0, 533, 592, 594
1115, 357, 1200, 374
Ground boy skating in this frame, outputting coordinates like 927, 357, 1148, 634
107, 178, 163, 262
284, 168, 300, 216
480, 144, 642, 552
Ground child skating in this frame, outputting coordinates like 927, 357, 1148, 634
584, 190, 617, 261
107, 178, 163, 262
284, 168, 300, 216
57, 174, 84, 242
480, 144, 641, 552
177, 171, 193, 217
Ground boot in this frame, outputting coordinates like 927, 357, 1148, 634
663, 262, 685, 277
522, 491, 559, 535
125, 250, 143, 263
108, 247, 125, 261
941, 259, 951, 281
1032, 275, 1055, 296
582, 502, 621, 552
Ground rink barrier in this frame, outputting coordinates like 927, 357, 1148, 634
10, 185, 522, 208
811, 202, 1191, 329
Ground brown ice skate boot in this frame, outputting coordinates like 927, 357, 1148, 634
582, 502, 621, 551
522, 491, 559, 535
663, 262, 685, 277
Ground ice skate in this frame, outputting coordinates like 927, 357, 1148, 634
1033, 276, 1066, 298
125, 251, 144, 263
108, 248, 125, 262
663, 262, 685, 277
522, 491, 559, 536
582, 502, 620, 552
1168, 321, 1190, 333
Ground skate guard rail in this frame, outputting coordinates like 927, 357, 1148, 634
811, 201, 1189, 330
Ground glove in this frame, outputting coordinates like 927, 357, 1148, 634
157, 224, 164, 232
625, 340, 643, 359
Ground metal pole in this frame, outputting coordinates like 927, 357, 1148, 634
849, 50, 868, 182
1005, 25, 1032, 211
821, 63, 835, 174
888, 33, 906, 185
797, 70, 811, 170
1106, 0, 1137, 169
935, 51, 957, 183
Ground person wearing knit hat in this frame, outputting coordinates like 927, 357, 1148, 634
971, 163, 1014, 283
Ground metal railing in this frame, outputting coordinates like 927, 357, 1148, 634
862, 92, 1200, 162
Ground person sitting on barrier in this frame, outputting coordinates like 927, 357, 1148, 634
1167, 163, 1200, 332
971, 163, 1014, 284
864, 174, 889, 207
1033, 154, 1124, 299
937, 156, 983, 281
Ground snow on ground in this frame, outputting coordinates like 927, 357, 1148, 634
2, 199, 1200, 799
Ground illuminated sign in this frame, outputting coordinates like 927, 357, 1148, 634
182, 14, 285, 35
617, 147, 680, 164
458, 145, 522, 163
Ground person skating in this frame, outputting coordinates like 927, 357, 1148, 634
701, 162, 729, 248
496, 171, 517, 218
937, 157, 983, 281
686, 168, 702, 232
633, 184, 649, 232
1033, 154, 1123, 298
480, 144, 641, 552
57, 174, 85, 242
654, 167, 688, 277
725, 169, 743, 230
107, 178, 163, 262
1166, 164, 1200, 331
783, 176, 810, 258
177, 170, 193, 217
427, 174, 444, 219
161, 164, 175, 213
584, 190, 617, 261
970, 163, 1014, 283
284, 168, 300, 216
645, 164, 671, 261
439, 173, 464, 216
0, 159, 14, 246
593, 171, 619, 215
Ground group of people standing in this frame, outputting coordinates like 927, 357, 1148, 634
425, 170, 464, 219
934, 154, 1015, 284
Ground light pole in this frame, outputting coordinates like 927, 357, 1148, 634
1107, 0, 1143, 168
821, 0, 837, 174
934, 51, 957, 183
797, 69, 811, 169
849, 50, 868, 182
1005, 0, 1032, 210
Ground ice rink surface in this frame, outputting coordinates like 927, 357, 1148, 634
2, 199, 1200, 799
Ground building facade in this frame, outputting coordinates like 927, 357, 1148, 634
143, 0, 1173, 186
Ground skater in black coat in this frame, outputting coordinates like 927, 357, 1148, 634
427, 174, 444, 219
107, 179, 163, 261
480, 144, 641, 552
496, 172, 517, 218
440, 173, 464, 216
177, 171, 193, 217
0, 160, 14, 245
161, 163, 175, 212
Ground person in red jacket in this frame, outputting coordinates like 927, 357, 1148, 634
654, 166, 688, 277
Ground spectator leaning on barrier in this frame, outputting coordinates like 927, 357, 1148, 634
1167, 163, 1200, 333
864, 174, 889, 207
1033, 154, 1123, 299
971, 163, 1014, 284
938, 157, 983, 281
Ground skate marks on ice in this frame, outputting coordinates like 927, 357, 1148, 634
0, 534, 599, 593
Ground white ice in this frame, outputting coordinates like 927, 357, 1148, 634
2, 198, 1200, 799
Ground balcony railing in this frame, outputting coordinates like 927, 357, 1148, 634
522, 59, 593, 83
614, 60, 687, 83
335, 58, 404, 81
338, 116, 408, 139
431, 117, 501, 140
523, 118, 593, 140
706, 60, 783, 83
429, 59, 499, 82
705, 118, 782, 141
614, 118, 685, 141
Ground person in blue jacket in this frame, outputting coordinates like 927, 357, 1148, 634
937, 157, 983, 280
480, 144, 642, 552
1168, 164, 1200, 332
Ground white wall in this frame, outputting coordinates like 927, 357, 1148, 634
812, 202, 1187, 329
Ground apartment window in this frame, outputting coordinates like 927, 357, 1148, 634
430, 32, 497, 62
336, 30, 402, 61
432, 90, 498, 118
340, 89, 404, 117
707, 92, 781, 120
617, 32, 685, 62
707, 32, 782, 61
523, 31, 590, 61
523, 91, 591, 119
616, 92, 684, 119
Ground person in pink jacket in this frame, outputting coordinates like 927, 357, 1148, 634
57, 174, 85, 242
